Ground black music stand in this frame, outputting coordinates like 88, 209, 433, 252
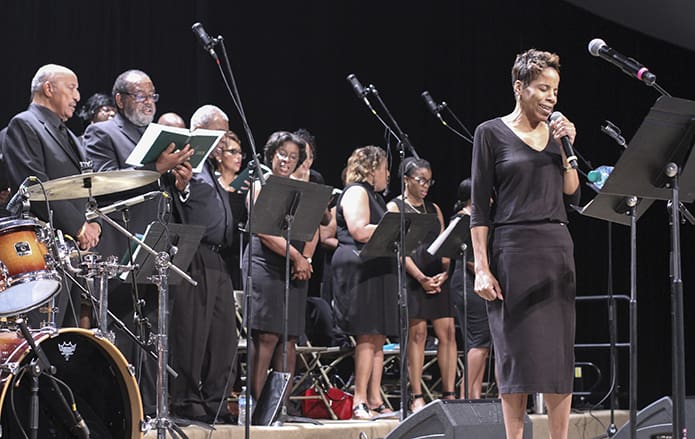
590, 96, 695, 439
249, 175, 332, 425
359, 212, 438, 260
359, 211, 438, 419
427, 214, 472, 398
121, 223, 205, 285
575, 192, 653, 436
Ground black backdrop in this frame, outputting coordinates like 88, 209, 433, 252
1, 0, 693, 408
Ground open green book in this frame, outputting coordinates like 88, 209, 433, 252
126, 123, 225, 173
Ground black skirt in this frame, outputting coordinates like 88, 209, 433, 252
487, 222, 576, 394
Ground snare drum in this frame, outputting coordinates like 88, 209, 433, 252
0, 328, 143, 438
0, 218, 61, 316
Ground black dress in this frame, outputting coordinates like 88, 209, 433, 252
470, 117, 580, 395
391, 197, 454, 320
331, 182, 398, 336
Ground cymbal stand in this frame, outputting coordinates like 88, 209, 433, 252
86, 205, 197, 439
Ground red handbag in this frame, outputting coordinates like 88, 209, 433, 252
302, 387, 353, 420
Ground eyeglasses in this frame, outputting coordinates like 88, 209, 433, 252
411, 176, 435, 187
123, 92, 160, 103
275, 149, 299, 162
223, 148, 245, 158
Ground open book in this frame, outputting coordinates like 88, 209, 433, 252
125, 123, 225, 173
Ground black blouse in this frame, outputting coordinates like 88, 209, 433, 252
470, 117, 580, 228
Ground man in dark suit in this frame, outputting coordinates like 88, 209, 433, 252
169, 104, 238, 423
83, 69, 193, 417
2, 64, 101, 327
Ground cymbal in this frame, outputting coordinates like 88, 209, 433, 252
26, 170, 160, 201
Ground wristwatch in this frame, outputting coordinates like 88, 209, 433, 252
304, 256, 313, 264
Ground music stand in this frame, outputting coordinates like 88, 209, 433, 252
359, 211, 438, 419
427, 214, 472, 398
120, 222, 205, 285
359, 212, 438, 260
588, 96, 695, 439
575, 192, 653, 436
249, 175, 332, 425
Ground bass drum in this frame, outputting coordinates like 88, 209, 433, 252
0, 328, 143, 438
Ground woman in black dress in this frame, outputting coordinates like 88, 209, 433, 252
470, 49, 580, 438
332, 145, 397, 419
243, 131, 317, 401
386, 157, 456, 412
450, 178, 491, 399
213, 130, 247, 289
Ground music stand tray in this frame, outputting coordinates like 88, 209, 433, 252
574, 193, 654, 226
359, 212, 439, 260
600, 96, 695, 202
121, 222, 205, 285
250, 175, 332, 241
427, 214, 471, 259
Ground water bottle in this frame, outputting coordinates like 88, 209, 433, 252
238, 387, 254, 426
587, 165, 614, 190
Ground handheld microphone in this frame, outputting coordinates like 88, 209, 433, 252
192, 22, 218, 60
588, 38, 656, 86
86, 191, 161, 220
346, 74, 375, 110
549, 111, 578, 169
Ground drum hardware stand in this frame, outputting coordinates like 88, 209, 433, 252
119, 206, 151, 379
85, 204, 197, 439
56, 264, 180, 378
80, 253, 135, 343
13, 317, 90, 439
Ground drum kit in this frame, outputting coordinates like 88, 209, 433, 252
0, 169, 196, 438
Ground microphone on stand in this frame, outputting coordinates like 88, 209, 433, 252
346, 74, 375, 112
85, 191, 161, 220
6, 177, 34, 218
421, 91, 447, 120
192, 22, 219, 60
588, 38, 656, 86
601, 120, 627, 148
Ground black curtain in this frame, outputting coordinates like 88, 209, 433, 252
1, 0, 693, 407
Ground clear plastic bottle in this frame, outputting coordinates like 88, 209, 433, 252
238, 387, 254, 426
587, 165, 614, 190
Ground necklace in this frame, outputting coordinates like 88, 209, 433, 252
218, 175, 234, 192
403, 196, 427, 213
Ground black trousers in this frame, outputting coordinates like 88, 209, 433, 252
169, 246, 238, 418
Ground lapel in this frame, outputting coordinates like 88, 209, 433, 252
30, 105, 82, 168
114, 113, 142, 147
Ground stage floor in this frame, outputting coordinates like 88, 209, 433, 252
143, 409, 629, 438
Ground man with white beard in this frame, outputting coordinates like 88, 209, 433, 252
83, 69, 193, 416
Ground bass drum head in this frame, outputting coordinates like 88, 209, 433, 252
0, 328, 143, 438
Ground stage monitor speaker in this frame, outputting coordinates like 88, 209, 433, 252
384, 399, 532, 439
252, 371, 290, 425
613, 396, 695, 438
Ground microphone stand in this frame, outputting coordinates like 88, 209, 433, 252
349, 77, 422, 420
196, 30, 265, 437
